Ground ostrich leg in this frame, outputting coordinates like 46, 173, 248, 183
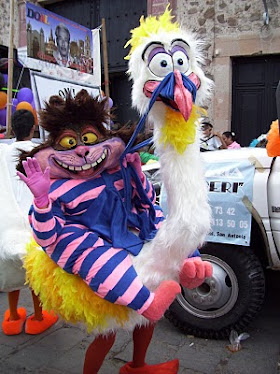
120, 324, 179, 373
83, 333, 116, 374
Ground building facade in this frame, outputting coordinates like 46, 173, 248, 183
1, 0, 280, 143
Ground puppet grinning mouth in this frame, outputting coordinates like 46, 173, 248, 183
54, 149, 108, 172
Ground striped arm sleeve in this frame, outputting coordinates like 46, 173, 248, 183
30, 199, 66, 248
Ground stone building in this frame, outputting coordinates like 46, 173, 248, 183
1, 0, 279, 143
149, 0, 280, 144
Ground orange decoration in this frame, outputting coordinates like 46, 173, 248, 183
266, 120, 280, 157
33, 108, 38, 125
0, 91, 7, 109
16, 101, 33, 112
16, 101, 38, 123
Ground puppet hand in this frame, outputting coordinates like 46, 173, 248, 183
180, 257, 212, 289
125, 153, 144, 182
17, 157, 50, 208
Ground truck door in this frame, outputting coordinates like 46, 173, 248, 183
268, 158, 280, 256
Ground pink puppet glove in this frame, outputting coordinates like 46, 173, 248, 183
125, 153, 145, 183
17, 157, 50, 209
180, 257, 213, 289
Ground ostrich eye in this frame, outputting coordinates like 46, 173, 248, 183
82, 132, 98, 145
172, 49, 190, 74
148, 52, 173, 77
59, 136, 77, 149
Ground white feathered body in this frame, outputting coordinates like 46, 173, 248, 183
0, 142, 34, 292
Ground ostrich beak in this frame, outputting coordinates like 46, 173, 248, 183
173, 69, 194, 121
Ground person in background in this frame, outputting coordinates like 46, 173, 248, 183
199, 118, 227, 151
249, 133, 268, 148
1, 109, 58, 335
100, 90, 114, 130
222, 131, 241, 149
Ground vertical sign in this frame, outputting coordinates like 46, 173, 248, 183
205, 160, 255, 246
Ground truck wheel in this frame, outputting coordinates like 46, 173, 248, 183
165, 244, 265, 339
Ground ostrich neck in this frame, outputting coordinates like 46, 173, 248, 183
153, 127, 203, 218
134, 119, 210, 288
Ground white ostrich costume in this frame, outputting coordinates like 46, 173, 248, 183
0, 141, 34, 292
23, 8, 213, 333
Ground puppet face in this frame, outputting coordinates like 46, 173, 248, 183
34, 126, 125, 179
128, 30, 213, 119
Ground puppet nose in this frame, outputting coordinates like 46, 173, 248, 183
75, 146, 90, 158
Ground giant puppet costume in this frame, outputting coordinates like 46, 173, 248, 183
0, 110, 57, 336
19, 7, 213, 374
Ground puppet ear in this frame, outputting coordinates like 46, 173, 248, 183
75, 89, 91, 104
48, 95, 65, 107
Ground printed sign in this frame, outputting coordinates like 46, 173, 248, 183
30, 71, 101, 140
205, 160, 255, 246
26, 2, 94, 74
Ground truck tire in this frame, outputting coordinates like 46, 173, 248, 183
165, 243, 266, 339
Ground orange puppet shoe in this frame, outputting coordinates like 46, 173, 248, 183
25, 310, 58, 335
119, 359, 179, 374
2, 307, 27, 335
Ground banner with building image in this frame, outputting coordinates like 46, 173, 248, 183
25, 2, 95, 75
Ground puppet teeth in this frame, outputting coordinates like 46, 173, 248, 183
69, 166, 75, 171
96, 157, 103, 164
91, 161, 97, 167
75, 166, 82, 171
81, 164, 92, 170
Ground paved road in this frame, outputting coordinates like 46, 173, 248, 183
0, 269, 279, 374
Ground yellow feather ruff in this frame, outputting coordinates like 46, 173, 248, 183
266, 120, 280, 157
160, 105, 201, 154
124, 5, 179, 60
24, 240, 130, 333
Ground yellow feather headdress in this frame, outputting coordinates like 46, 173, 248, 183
124, 5, 179, 60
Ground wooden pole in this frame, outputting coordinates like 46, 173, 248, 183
6, 0, 15, 139
101, 18, 110, 99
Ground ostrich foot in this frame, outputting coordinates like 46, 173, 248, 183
180, 257, 213, 289
142, 280, 181, 322
2, 308, 26, 335
25, 310, 58, 335
120, 359, 179, 373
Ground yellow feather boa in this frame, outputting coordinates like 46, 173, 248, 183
160, 105, 201, 154
24, 240, 130, 333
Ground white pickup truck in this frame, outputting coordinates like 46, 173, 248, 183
143, 146, 280, 339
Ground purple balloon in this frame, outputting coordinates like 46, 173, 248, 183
31, 100, 36, 109
17, 87, 34, 104
11, 98, 18, 113
108, 97, 113, 109
0, 107, 7, 127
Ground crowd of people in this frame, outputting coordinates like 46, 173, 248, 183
199, 116, 241, 152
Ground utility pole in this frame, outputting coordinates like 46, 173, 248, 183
101, 18, 110, 99
6, 0, 15, 139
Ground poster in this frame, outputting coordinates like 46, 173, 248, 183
30, 71, 101, 140
26, 2, 94, 73
205, 160, 255, 246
